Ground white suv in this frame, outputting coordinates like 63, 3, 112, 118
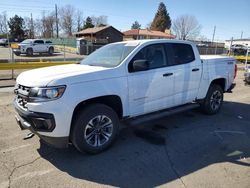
13, 39, 54, 56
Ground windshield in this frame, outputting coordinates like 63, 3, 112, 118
81, 42, 139, 68
21, 39, 33, 44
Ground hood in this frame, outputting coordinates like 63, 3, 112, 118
16, 64, 109, 87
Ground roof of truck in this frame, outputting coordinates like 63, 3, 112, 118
117, 39, 195, 45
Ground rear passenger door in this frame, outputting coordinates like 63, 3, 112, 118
165, 43, 202, 106
33, 40, 46, 52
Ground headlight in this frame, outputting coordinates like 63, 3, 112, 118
29, 86, 66, 102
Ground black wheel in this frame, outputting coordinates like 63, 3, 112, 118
48, 47, 54, 55
200, 84, 224, 115
26, 48, 33, 56
71, 104, 120, 154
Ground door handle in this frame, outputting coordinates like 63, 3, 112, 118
163, 73, 173, 77
192, 68, 200, 72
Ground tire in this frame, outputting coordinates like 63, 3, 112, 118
48, 47, 54, 55
200, 84, 224, 115
71, 104, 120, 154
26, 48, 33, 56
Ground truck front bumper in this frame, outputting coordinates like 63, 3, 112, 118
14, 101, 69, 148
13, 49, 22, 55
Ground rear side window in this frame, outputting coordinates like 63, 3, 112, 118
34, 40, 44, 44
45, 41, 52, 44
166, 43, 195, 65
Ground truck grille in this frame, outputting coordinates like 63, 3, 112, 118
14, 84, 31, 109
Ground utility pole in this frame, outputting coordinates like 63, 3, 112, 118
229, 37, 233, 56
30, 13, 34, 38
245, 44, 249, 69
241, 31, 243, 39
211, 26, 216, 45
55, 4, 59, 38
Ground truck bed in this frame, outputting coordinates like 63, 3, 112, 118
200, 55, 235, 63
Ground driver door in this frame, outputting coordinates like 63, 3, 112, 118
127, 44, 175, 116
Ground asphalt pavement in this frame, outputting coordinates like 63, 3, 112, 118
0, 70, 249, 188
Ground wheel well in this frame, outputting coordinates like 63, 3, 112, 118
70, 95, 123, 140
71, 95, 123, 123
26, 48, 32, 52
211, 78, 226, 91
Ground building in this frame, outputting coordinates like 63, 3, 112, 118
225, 38, 250, 49
194, 40, 225, 48
74, 26, 124, 43
123, 29, 175, 40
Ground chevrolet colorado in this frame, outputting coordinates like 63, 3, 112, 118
14, 39, 237, 154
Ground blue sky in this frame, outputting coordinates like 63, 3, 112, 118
0, 0, 249, 41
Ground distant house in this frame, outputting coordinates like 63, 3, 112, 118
74, 26, 124, 43
123, 29, 175, 40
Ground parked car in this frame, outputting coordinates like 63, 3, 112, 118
244, 65, 250, 84
0, 38, 8, 47
231, 44, 248, 54
14, 39, 237, 154
13, 39, 54, 56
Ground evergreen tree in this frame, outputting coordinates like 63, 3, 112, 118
150, 2, 171, 32
83, 17, 94, 29
131, 21, 141, 29
8, 15, 25, 39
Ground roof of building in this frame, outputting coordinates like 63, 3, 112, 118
123, 29, 175, 39
225, 38, 250, 42
74, 25, 123, 35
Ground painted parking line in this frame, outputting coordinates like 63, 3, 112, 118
0, 144, 32, 153
13, 169, 55, 181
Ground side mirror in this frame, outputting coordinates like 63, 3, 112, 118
132, 59, 149, 72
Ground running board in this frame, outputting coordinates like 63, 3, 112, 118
125, 103, 200, 126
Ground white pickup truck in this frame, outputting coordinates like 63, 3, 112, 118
14, 39, 237, 154
13, 39, 54, 56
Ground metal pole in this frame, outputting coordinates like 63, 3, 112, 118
5, 15, 14, 79
31, 13, 34, 38
212, 26, 216, 44
55, 4, 59, 38
215, 40, 218, 55
64, 44, 66, 61
229, 37, 233, 56
245, 45, 249, 69
241, 31, 243, 39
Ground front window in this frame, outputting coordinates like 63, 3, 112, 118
81, 42, 139, 68
21, 39, 33, 44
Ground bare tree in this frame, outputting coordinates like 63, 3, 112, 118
34, 18, 43, 37
41, 11, 56, 38
197, 35, 209, 42
0, 11, 8, 34
172, 14, 201, 40
91, 15, 108, 27
24, 16, 35, 38
59, 5, 75, 36
76, 10, 83, 32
